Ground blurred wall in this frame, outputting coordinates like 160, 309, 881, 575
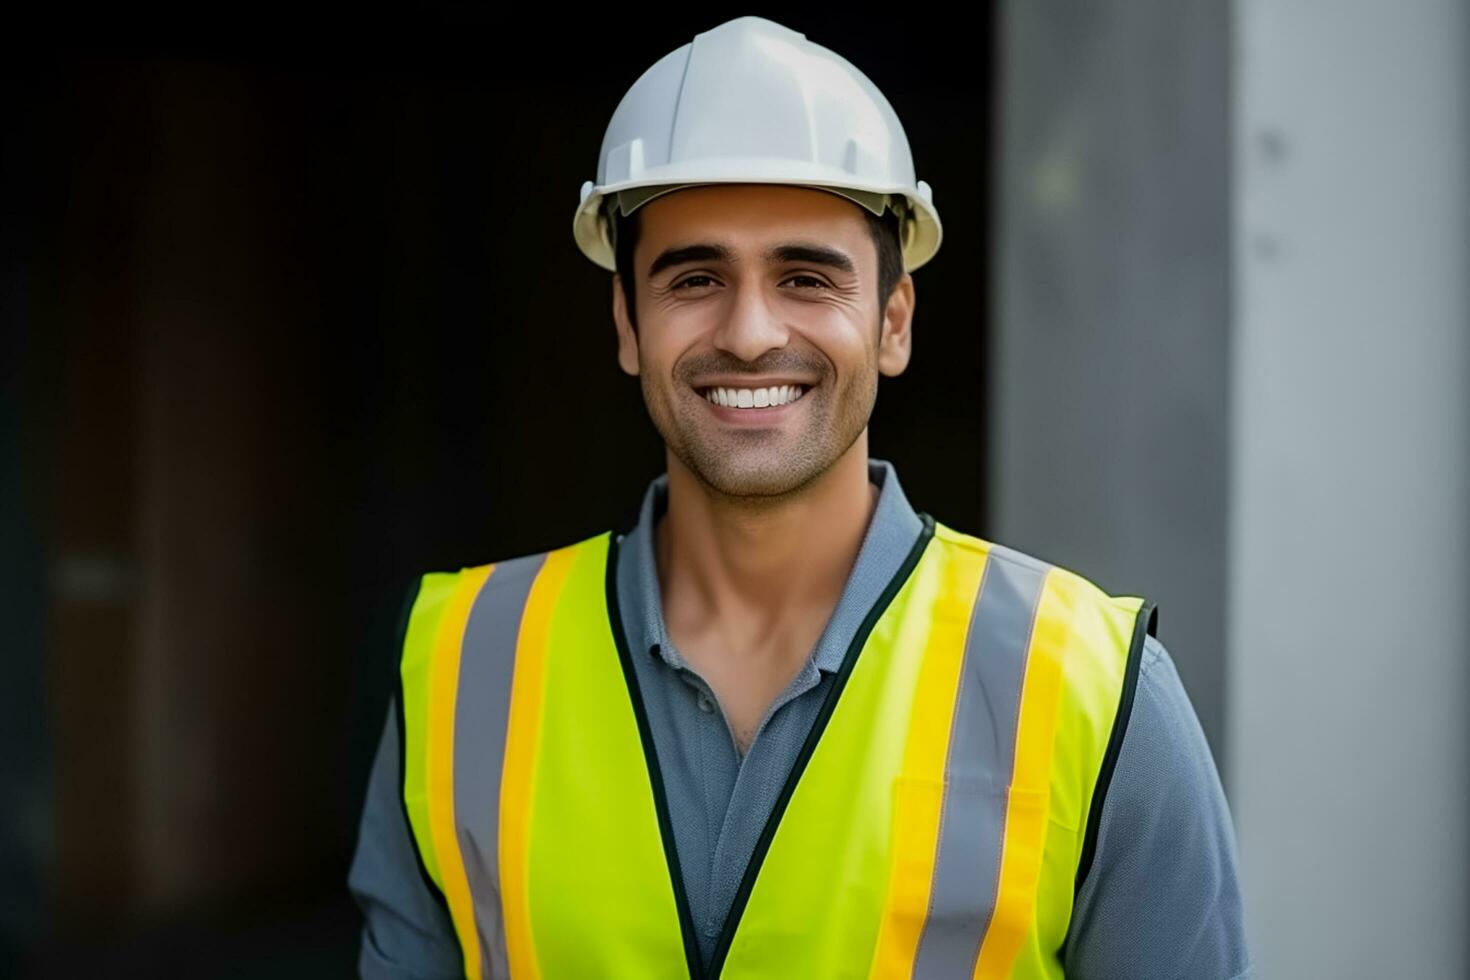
990, 0, 1232, 759
996, 2, 1470, 976
1229, 1, 1470, 976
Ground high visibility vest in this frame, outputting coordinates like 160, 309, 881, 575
396, 512, 1155, 979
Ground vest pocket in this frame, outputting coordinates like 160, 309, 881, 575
885, 776, 1005, 934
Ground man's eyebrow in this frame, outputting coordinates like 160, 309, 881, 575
645, 241, 857, 280
647, 243, 735, 280
763, 242, 856, 275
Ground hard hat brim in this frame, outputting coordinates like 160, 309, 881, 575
573, 170, 942, 275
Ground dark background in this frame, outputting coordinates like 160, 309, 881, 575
1, 7, 994, 975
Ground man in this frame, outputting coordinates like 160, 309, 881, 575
348, 15, 1252, 980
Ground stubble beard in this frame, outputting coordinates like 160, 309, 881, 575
643, 364, 877, 509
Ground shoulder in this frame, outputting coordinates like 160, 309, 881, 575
929, 520, 1155, 683
930, 519, 1147, 612
1122, 635, 1221, 789
1111, 634, 1230, 822
1063, 633, 1254, 977
406, 529, 615, 602
398, 529, 618, 641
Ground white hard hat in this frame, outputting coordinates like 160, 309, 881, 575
572, 16, 942, 274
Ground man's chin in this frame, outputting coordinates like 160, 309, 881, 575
679, 448, 832, 502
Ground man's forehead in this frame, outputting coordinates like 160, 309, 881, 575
636, 185, 871, 265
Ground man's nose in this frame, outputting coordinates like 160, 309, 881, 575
712, 279, 791, 362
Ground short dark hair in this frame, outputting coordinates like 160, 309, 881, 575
612, 195, 906, 337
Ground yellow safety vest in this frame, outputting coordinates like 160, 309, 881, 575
397, 512, 1155, 979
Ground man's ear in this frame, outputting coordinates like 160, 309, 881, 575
611, 273, 640, 376
877, 272, 915, 377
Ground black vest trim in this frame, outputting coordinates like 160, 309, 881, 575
1073, 600, 1157, 895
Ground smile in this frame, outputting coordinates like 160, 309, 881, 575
698, 384, 808, 409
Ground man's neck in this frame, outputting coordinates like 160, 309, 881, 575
655, 438, 879, 658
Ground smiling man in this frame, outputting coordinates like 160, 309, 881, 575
347, 15, 1252, 980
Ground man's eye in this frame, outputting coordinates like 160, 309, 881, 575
672, 274, 828, 291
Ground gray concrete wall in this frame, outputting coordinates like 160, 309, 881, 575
1229, 2, 1469, 976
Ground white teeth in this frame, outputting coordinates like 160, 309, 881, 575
703, 385, 807, 409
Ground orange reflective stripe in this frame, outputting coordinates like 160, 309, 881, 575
428, 563, 495, 980
973, 569, 1077, 978
869, 541, 990, 975
500, 544, 578, 980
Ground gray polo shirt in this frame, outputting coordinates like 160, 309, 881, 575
348, 457, 1255, 979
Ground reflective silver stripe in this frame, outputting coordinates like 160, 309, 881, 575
912, 545, 1050, 979
453, 552, 548, 980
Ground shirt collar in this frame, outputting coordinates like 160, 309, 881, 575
616, 457, 925, 676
